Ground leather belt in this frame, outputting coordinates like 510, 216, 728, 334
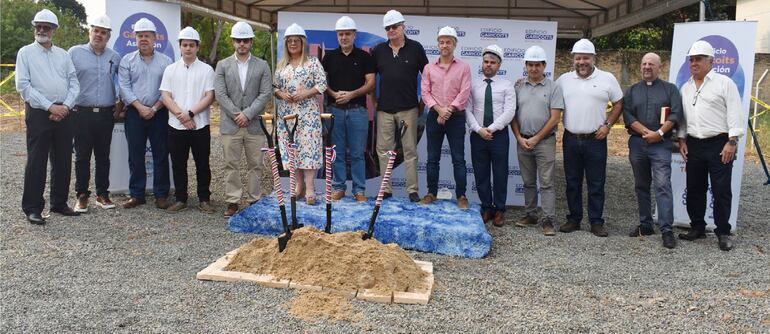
331, 103, 364, 110
564, 130, 597, 140
77, 106, 114, 113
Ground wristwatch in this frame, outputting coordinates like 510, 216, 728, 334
728, 139, 737, 146
657, 129, 665, 137
150, 106, 158, 113
188, 110, 195, 119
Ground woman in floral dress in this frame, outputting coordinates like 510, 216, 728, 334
273, 23, 327, 205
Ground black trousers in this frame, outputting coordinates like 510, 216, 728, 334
685, 134, 734, 235
22, 105, 75, 215
168, 125, 211, 203
74, 108, 115, 197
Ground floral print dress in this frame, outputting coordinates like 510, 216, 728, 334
274, 56, 327, 169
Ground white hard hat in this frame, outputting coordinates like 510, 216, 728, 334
89, 14, 111, 30
383, 9, 405, 27
178, 26, 200, 42
687, 40, 715, 57
284, 23, 306, 38
571, 38, 596, 54
523, 45, 547, 62
133, 18, 156, 33
31, 9, 58, 27
437, 26, 457, 40
231, 21, 254, 39
335, 16, 357, 31
483, 44, 504, 63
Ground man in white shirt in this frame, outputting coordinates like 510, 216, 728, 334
556, 38, 623, 237
159, 27, 215, 213
465, 45, 516, 227
677, 40, 744, 251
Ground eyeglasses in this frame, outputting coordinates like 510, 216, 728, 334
286, 38, 302, 45
692, 82, 706, 106
384, 24, 402, 32
34, 25, 53, 32
233, 38, 252, 44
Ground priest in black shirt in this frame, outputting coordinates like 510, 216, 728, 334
372, 9, 429, 202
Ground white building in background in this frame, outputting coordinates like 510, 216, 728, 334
736, 0, 769, 53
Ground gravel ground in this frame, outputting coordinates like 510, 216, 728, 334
1, 131, 768, 333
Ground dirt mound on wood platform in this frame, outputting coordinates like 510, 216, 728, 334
225, 227, 428, 293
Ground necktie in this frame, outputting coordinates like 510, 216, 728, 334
483, 78, 493, 127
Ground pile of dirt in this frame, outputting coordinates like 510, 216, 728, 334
225, 227, 428, 293
284, 291, 363, 323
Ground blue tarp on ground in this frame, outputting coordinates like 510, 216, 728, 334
228, 195, 492, 258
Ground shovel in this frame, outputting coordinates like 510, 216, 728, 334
258, 114, 292, 252
321, 113, 335, 233
363, 120, 408, 240
282, 114, 303, 230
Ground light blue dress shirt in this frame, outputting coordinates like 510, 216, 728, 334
15, 42, 79, 110
69, 44, 122, 107
118, 50, 172, 106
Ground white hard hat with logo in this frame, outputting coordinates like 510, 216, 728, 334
231, 21, 254, 39
178, 26, 200, 42
133, 18, 156, 33
437, 26, 458, 40
383, 10, 405, 27
31, 9, 58, 27
483, 44, 504, 63
523, 45, 547, 62
89, 14, 111, 30
571, 38, 596, 54
335, 16, 357, 31
687, 40, 715, 57
284, 23, 306, 38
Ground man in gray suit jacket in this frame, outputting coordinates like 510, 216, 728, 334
214, 22, 272, 217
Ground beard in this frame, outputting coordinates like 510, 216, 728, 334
35, 34, 51, 44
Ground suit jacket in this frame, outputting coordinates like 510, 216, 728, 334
214, 54, 272, 135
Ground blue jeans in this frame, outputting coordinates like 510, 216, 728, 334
471, 130, 509, 214
563, 132, 607, 225
426, 111, 467, 197
124, 106, 170, 199
328, 106, 368, 195
628, 136, 674, 232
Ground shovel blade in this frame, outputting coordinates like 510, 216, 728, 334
277, 234, 291, 252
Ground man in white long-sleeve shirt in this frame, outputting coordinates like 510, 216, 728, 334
16, 9, 81, 224
677, 40, 744, 251
465, 45, 516, 227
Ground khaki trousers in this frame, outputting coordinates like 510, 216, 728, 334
376, 108, 419, 194
221, 128, 265, 204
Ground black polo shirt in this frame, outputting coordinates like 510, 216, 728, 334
372, 38, 429, 112
322, 47, 375, 107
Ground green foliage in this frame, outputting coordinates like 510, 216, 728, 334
1, 0, 87, 63
187, 15, 273, 69
45, 0, 87, 25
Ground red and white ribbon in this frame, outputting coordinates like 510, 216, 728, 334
324, 145, 336, 203
287, 142, 298, 197
375, 151, 397, 206
261, 147, 284, 206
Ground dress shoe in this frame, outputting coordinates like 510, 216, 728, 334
492, 211, 505, 227
457, 195, 469, 209
678, 229, 706, 241
409, 192, 420, 202
198, 201, 215, 214
354, 193, 367, 202
74, 193, 88, 213
662, 231, 677, 249
542, 219, 556, 236
559, 221, 581, 233
50, 206, 80, 216
331, 190, 345, 201
419, 193, 436, 205
123, 197, 146, 209
155, 197, 171, 209
224, 203, 238, 217
629, 225, 655, 237
590, 224, 608, 237
166, 201, 188, 213
26, 213, 46, 225
717, 234, 734, 251
481, 211, 493, 223
515, 215, 539, 228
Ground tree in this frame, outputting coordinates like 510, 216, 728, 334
45, 0, 87, 25
186, 14, 273, 68
1, 0, 88, 63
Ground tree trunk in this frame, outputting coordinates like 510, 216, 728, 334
208, 19, 223, 64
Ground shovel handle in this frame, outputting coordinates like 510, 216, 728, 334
283, 114, 297, 121
320, 113, 333, 120
260, 113, 275, 121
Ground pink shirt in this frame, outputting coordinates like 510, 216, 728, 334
421, 57, 472, 111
